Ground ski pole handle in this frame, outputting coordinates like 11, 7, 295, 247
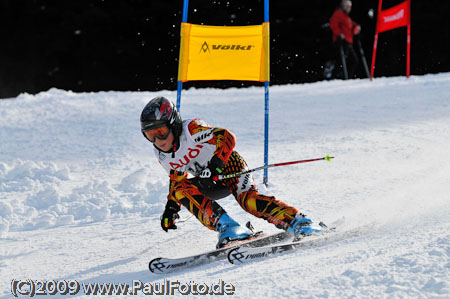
213, 155, 334, 180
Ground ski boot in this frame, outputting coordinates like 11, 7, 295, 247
287, 214, 325, 238
216, 213, 253, 249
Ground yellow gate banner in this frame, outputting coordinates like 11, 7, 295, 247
177, 22, 270, 82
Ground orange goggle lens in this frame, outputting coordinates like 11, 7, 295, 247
144, 126, 171, 142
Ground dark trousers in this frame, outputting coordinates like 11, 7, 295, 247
335, 40, 359, 79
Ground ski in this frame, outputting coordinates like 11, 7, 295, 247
227, 229, 334, 265
149, 231, 291, 274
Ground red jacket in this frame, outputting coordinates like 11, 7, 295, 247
329, 9, 359, 44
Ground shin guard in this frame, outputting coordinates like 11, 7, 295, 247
236, 190, 299, 230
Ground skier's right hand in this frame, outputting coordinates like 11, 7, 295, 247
160, 200, 180, 232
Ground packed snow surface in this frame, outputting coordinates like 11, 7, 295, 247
1, 74, 449, 298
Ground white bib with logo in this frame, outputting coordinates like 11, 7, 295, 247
154, 119, 216, 176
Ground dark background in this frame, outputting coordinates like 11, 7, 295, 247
1, 0, 449, 99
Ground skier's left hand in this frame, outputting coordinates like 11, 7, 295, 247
198, 156, 225, 188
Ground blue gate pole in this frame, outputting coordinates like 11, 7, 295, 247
176, 81, 183, 111
263, 82, 270, 185
176, 0, 190, 111
263, 0, 270, 185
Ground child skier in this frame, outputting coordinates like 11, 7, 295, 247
141, 96, 323, 248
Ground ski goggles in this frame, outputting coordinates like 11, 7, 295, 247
144, 126, 171, 143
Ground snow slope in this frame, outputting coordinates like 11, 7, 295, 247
1, 74, 449, 298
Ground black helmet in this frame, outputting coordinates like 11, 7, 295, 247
140, 97, 183, 144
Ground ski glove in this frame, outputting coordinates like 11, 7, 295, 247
160, 200, 180, 232
199, 155, 225, 188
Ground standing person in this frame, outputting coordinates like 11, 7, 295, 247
140, 96, 323, 248
329, 0, 361, 78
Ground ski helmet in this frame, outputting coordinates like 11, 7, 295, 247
140, 97, 183, 145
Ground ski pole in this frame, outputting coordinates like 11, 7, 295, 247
339, 42, 349, 80
214, 155, 334, 180
177, 214, 194, 223
356, 36, 370, 78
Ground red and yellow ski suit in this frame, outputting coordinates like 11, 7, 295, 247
155, 119, 299, 230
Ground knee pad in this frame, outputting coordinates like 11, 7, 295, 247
237, 190, 299, 229
170, 179, 225, 230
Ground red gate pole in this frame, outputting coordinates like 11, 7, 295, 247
406, 0, 411, 78
370, 33, 378, 80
